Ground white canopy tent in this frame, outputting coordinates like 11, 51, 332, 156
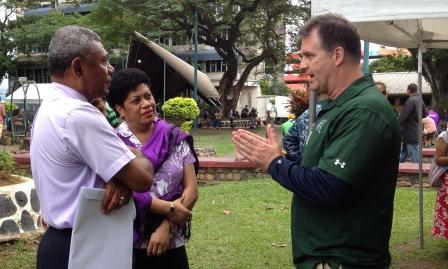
5, 83, 53, 104
312, 0, 448, 249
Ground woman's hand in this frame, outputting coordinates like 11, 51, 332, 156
170, 198, 192, 227
147, 219, 172, 257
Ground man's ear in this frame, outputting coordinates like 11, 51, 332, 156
71, 57, 83, 77
334, 47, 345, 66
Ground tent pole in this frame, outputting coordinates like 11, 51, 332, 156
163, 60, 166, 119
417, 44, 424, 250
363, 41, 369, 74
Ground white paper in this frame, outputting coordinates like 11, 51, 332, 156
68, 187, 136, 269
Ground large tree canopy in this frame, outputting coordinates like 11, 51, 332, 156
0, 0, 23, 83
369, 55, 416, 73
414, 49, 448, 111
90, 0, 310, 114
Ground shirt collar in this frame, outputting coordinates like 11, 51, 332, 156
321, 75, 375, 111
52, 82, 88, 102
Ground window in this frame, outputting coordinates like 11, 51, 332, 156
220, 60, 227, 72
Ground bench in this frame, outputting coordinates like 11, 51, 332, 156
422, 147, 435, 158
398, 162, 430, 175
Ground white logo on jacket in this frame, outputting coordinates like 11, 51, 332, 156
334, 159, 346, 169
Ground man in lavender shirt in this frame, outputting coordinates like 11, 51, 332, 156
30, 26, 154, 269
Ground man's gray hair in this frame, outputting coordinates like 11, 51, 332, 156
48, 25, 101, 76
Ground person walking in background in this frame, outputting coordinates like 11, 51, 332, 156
0, 99, 6, 139
31, 26, 154, 269
399, 83, 427, 162
266, 99, 276, 125
233, 13, 400, 269
107, 68, 197, 269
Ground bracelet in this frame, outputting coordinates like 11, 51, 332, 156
169, 201, 175, 218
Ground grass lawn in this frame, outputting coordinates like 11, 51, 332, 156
1, 179, 447, 269
191, 127, 270, 157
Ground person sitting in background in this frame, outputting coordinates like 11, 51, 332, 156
107, 68, 198, 269
423, 111, 437, 146
442, 108, 448, 122
248, 108, 258, 129
428, 106, 440, 129
214, 109, 223, 129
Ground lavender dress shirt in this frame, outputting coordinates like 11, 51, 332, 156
30, 82, 135, 229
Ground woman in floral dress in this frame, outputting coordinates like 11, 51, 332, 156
433, 130, 448, 239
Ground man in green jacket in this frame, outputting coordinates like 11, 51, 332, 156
233, 13, 400, 269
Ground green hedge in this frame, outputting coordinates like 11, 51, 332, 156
162, 97, 200, 120
162, 97, 199, 132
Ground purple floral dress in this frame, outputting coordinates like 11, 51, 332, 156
116, 120, 197, 249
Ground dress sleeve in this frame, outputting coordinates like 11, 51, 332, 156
176, 140, 196, 167
61, 103, 135, 182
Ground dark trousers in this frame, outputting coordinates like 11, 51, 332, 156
133, 246, 189, 269
37, 226, 72, 269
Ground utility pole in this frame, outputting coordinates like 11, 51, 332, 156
193, 11, 199, 130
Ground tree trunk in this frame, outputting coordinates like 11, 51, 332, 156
420, 50, 448, 112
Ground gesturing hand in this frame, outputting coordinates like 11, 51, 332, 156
232, 124, 283, 171
101, 179, 132, 214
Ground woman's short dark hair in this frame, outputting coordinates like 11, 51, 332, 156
299, 13, 361, 63
107, 68, 151, 110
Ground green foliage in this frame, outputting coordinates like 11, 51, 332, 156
259, 77, 289, 96
369, 55, 416, 73
162, 97, 199, 121
91, 0, 310, 111
0, 149, 15, 172
3, 102, 17, 113
10, 11, 88, 55
180, 120, 193, 132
